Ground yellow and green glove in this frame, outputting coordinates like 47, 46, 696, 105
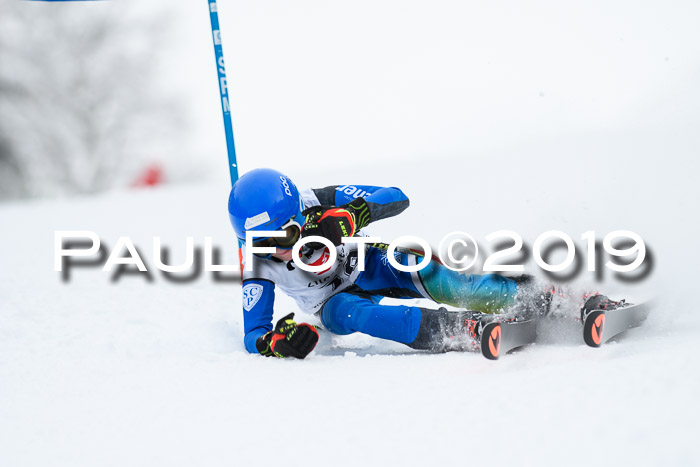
256, 313, 319, 359
301, 197, 371, 249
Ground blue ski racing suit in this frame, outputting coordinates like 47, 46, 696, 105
239, 184, 538, 354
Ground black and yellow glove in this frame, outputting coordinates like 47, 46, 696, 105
255, 313, 319, 359
301, 197, 371, 249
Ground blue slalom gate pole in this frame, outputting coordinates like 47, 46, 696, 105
207, 0, 245, 272
207, 0, 239, 186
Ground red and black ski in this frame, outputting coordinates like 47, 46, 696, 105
582, 301, 652, 347
480, 319, 537, 360
480, 300, 653, 359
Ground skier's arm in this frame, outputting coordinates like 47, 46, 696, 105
241, 279, 275, 354
241, 278, 319, 358
312, 185, 410, 224
303, 185, 409, 246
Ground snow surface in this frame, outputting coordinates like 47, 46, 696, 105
1, 172, 699, 467
3, 0, 700, 466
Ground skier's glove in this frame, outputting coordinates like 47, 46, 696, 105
301, 198, 371, 249
255, 313, 319, 359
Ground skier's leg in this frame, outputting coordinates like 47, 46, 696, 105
356, 244, 527, 313
416, 260, 520, 313
407, 307, 492, 352
320, 292, 421, 343
356, 245, 587, 319
320, 291, 487, 352
320, 246, 520, 351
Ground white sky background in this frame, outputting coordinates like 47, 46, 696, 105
3, 1, 698, 186
158, 0, 700, 179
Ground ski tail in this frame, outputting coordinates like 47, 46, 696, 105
481, 319, 537, 360
582, 301, 653, 348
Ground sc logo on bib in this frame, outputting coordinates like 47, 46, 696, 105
242, 283, 264, 311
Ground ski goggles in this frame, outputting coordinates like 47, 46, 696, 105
251, 218, 302, 258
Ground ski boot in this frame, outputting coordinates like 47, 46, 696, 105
580, 293, 626, 322
407, 308, 496, 352
580, 293, 630, 347
511, 275, 571, 319
580, 294, 650, 347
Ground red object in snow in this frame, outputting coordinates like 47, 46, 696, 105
132, 164, 164, 187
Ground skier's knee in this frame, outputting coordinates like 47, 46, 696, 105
320, 293, 360, 335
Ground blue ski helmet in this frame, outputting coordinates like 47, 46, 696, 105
228, 168, 305, 241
